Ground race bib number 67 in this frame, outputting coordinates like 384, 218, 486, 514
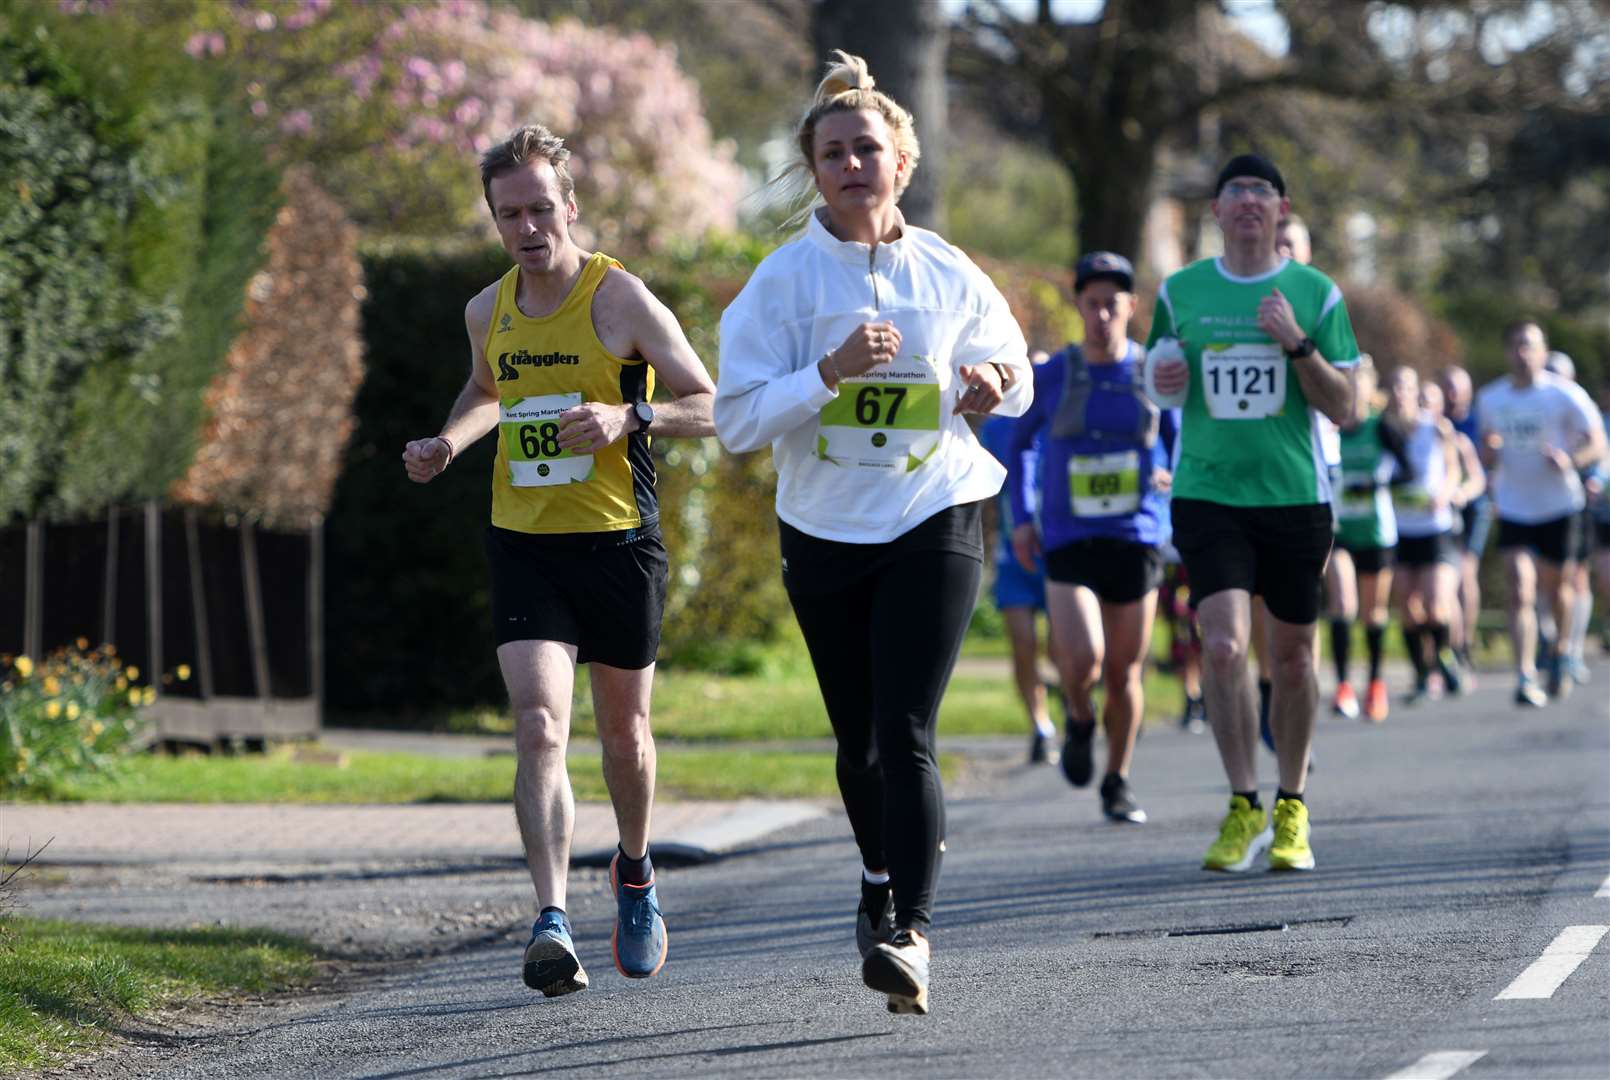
1202, 343, 1286, 420
817, 354, 942, 471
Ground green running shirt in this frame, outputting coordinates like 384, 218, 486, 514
1147, 257, 1360, 507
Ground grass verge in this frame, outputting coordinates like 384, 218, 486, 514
31, 747, 952, 803
0, 918, 318, 1073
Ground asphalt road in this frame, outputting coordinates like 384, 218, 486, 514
50, 676, 1610, 1080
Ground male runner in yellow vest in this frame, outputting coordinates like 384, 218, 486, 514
403, 125, 715, 995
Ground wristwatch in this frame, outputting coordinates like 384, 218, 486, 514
632, 401, 654, 433
1285, 337, 1317, 360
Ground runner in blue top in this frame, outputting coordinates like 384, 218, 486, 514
1006, 252, 1179, 825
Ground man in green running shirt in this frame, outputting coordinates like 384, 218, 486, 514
1145, 154, 1358, 873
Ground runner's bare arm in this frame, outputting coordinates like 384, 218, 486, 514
1258, 288, 1352, 425
557, 269, 715, 451
401, 287, 501, 484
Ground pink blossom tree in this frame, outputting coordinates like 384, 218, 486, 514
77, 0, 741, 249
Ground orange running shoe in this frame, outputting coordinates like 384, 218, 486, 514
1365, 678, 1389, 723
1330, 682, 1360, 720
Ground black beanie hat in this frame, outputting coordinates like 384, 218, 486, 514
1214, 154, 1285, 197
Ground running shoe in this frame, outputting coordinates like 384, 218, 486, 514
863, 929, 930, 1015
1364, 679, 1389, 723
1403, 677, 1432, 707
1267, 797, 1315, 871
1179, 694, 1207, 734
1028, 729, 1059, 765
1545, 652, 1571, 700
1568, 656, 1591, 686
1201, 796, 1272, 873
610, 852, 668, 979
1099, 774, 1148, 824
522, 910, 589, 997
1330, 683, 1360, 721
856, 887, 895, 959
1060, 717, 1096, 788
1514, 675, 1547, 708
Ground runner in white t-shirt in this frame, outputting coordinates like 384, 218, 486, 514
1475, 320, 1607, 705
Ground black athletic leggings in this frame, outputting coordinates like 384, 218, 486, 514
787, 548, 981, 933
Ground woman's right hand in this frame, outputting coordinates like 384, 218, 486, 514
1011, 522, 1041, 574
828, 321, 902, 382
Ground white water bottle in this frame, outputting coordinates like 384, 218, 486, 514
1143, 336, 1188, 408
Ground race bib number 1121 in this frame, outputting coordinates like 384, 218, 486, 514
1202, 343, 1286, 420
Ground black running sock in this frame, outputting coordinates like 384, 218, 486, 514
1257, 679, 1272, 727
861, 877, 892, 921
1365, 624, 1386, 682
615, 845, 652, 887
1233, 790, 1262, 810
1402, 622, 1429, 682
1275, 788, 1304, 804
1329, 619, 1352, 685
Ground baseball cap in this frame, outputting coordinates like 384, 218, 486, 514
1074, 251, 1134, 293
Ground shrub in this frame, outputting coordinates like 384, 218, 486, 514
0, 9, 280, 523
0, 644, 178, 796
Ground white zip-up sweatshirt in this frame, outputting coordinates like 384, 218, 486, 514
715, 211, 1032, 544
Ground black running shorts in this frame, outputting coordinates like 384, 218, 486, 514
1043, 537, 1164, 605
1170, 498, 1334, 624
1337, 543, 1394, 575
485, 524, 668, 668
1395, 531, 1459, 569
1497, 513, 1584, 567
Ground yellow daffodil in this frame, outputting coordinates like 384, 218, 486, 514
116, 677, 128, 692
142, 687, 156, 706
127, 688, 142, 705
43, 676, 61, 695
125, 665, 140, 680
90, 721, 104, 737
75, 637, 89, 650
176, 664, 192, 681
15, 656, 33, 679
45, 700, 62, 719
66, 701, 81, 720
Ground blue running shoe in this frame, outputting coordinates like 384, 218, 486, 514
611, 852, 668, 979
522, 910, 588, 997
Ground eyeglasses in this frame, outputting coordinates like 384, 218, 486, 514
1221, 181, 1278, 200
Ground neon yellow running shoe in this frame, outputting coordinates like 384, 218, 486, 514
1268, 797, 1315, 871
1202, 795, 1272, 872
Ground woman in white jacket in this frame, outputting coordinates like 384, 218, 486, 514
714, 51, 1031, 1016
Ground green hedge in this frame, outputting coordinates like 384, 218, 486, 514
0, 9, 279, 523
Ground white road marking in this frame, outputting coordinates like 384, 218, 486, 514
1595, 871, 1610, 899
1384, 1050, 1487, 1080
1494, 925, 1610, 1000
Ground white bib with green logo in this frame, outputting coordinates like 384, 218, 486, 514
1202, 343, 1286, 420
1336, 471, 1376, 520
1068, 450, 1141, 516
501, 392, 595, 487
816, 354, 942, 471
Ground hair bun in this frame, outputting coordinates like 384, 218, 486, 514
816, 49, 874, 104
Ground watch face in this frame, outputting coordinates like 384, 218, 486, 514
635, 403, 653, 427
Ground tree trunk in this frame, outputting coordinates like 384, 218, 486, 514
812, 0, 948, 230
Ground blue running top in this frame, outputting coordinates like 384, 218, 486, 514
980, 414, 1040, 568
1006, 341, 1178, 550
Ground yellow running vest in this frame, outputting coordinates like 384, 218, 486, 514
484, 253, 657, 534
